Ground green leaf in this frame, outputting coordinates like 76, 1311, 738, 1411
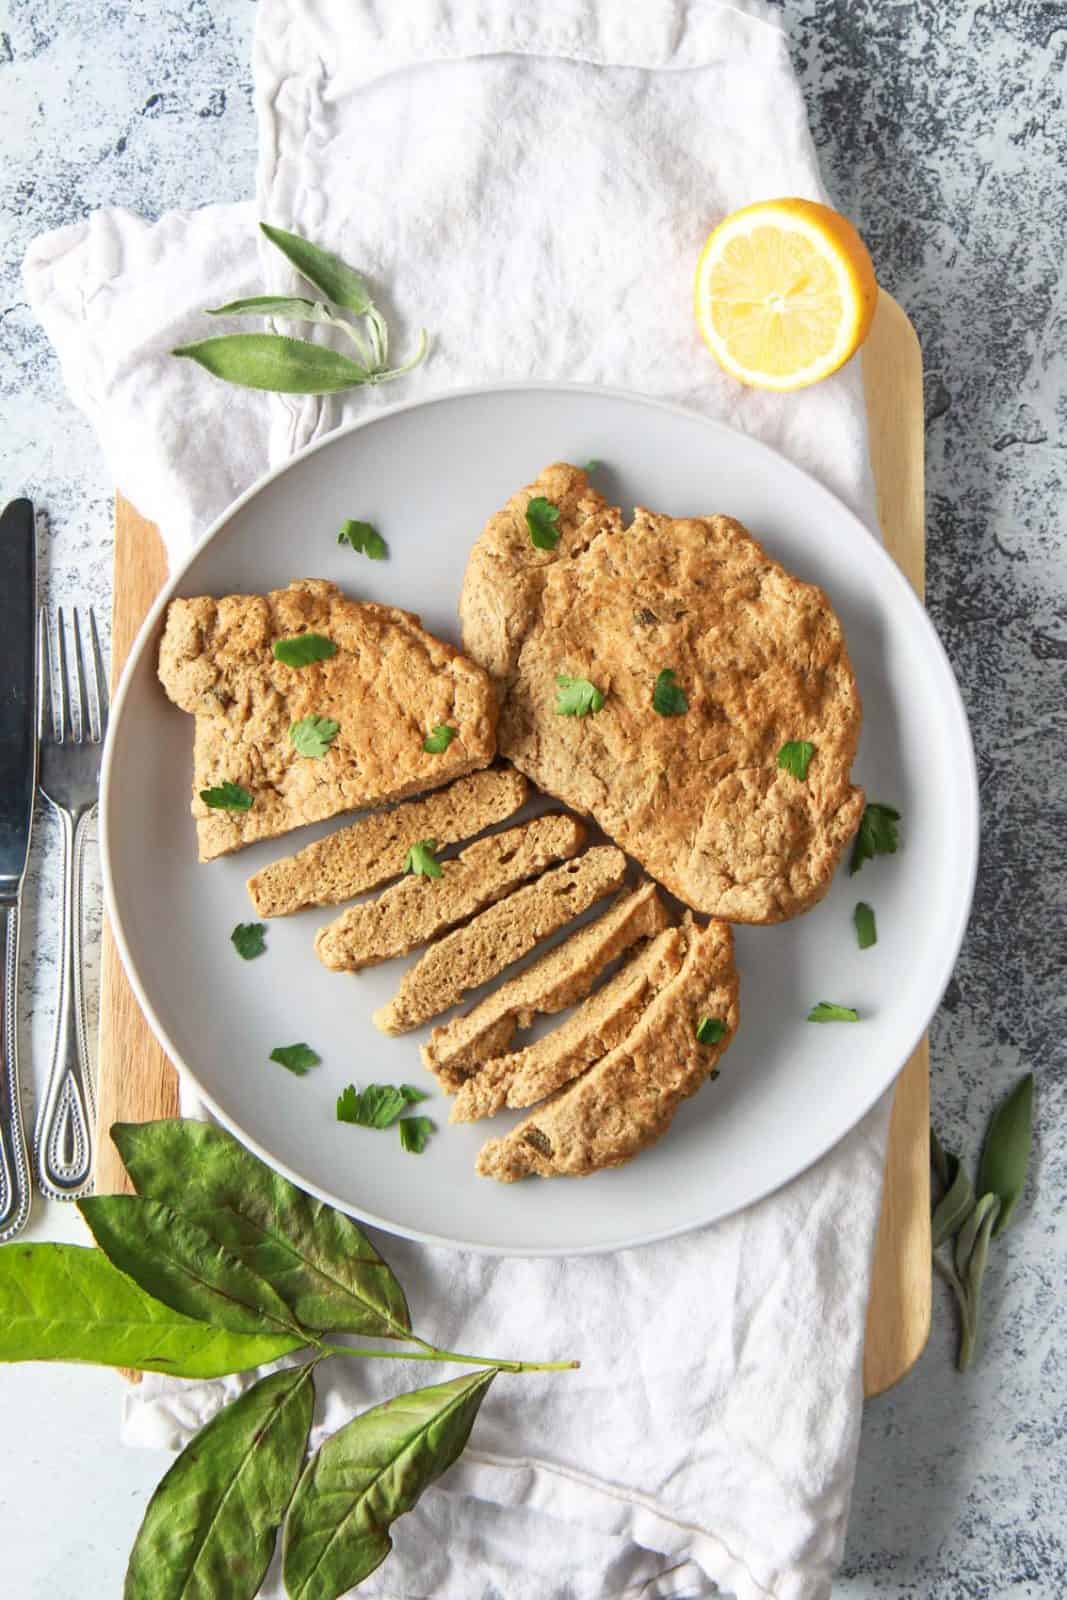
290, 716, 341, 759
423, 723, 456, 754
954, 1191, 999, 1282
112, 1120, 411, 1338
206, 295, 340, 325
125, 1364, 315, 1600
555, 675, 605, 717
695, 1016, 726, 1045
282, 1368, 496, 1600
404, 839, 442, 879
232, 922, 267, 961
200, 780, 253, 812
652, 669, 688, 717
777, 740, 815, 781
849, 802, 901, 876
337, 1084, 428, 1130
174, 335, 370, 394
976, 1072, 1034, 1235
259, 223, 373, 315
78, 1196, 304, 1340
958, 1194, 1001, 1372
271, 1043, 321, 1077
931, 1159, 976, 1250
273, 633, 338, 667
337, 519, 387, 560
398, 1117, 434, 1154
526, 496, 561, 550
807, 1001, 859, 1023
853, 901, 877, 950
0, 1244, 302, 1376
930, 1128, 957, 1193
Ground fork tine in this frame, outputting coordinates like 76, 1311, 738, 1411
72, 609, 89, 745
55, 607, 72, 744
88, 607, 109, 741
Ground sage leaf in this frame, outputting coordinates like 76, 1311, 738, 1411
173, 335, 370, 394
954, 1191, 999, 1282
930, 1128, 957, 1193
111, 1120, 411, 1338
78, 1195, 303, 1340
0, 1244, 301, 1376
126, 1364, 315, 1600
206, 295, 341, 326
959, 1194, 1001, 1372
931, 1160, 976, 1250
260, 223, 373, 314
976, 1072, 1034, 1235
282, 1368, 496, 1600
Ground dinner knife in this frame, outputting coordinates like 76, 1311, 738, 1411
0, 498, 37, 1240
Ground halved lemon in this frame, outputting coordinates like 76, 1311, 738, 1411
694, 198, 877, 391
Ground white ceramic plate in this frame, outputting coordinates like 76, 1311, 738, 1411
102, 384, 978, 1255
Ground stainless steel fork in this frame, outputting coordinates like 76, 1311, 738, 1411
34, 607, 108, 1200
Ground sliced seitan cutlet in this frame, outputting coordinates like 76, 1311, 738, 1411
158, 578, 496, 862
476, 916, 738, 1181
314, 812, 584, 973
421, 880, 669, 1088
450, 925, 687, 1122
246, 768, 529, 917
373, 845, 628, 1035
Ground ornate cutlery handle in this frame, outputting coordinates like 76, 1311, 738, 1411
0, 903, 32, 1240
34, 808, 95, 1200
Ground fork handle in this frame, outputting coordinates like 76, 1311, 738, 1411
34, 806, 96, 1201
0, 903, 32, 1239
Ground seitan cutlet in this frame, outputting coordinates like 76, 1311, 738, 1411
476, 916, 738, 1181
421, 880, 669, 1089
246, 768, 529, 917
460, 464, 864, 923
159, 578, 497, 861
373, 845, 628, 1035
314, 812, 584, 973
450, 925, 686, 1122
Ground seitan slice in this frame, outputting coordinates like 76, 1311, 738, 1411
421, 880, 669, 1088
314, 813, 584, 973
476, 917, 738, 1181
158, 578, 497, 861
374, 845, 629, 1035
247, 768, 529, 917
450, 925, 687, 1122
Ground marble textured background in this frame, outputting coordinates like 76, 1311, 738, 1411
0, 2, 1064, 1595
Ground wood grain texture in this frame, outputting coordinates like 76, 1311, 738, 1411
96, 291, 930, 1394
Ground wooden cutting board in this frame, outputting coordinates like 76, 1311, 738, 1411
95, 290, 930, 1395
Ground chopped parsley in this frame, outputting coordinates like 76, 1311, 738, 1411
526, 496, 561, 550
696, 1016, 727, 1045
337, 1082, 429, 1129
583, 459, 600, 473
849, 802, 900, 876
272, 633, 338, 667
777, 740, 815, 781
404, 839, 443, 879
423, 723, 457, 753
230, 922, 266, 960
290, 714, 340, 758
652, 669, 688, 717
807, 1002, 860, 1024
398, 1116, 434, 1154
555, 674, 605, 717
269, 1042, 321, 1075
200, 780, 253, 811
337, 518, 387, 560
854, 902, 877, 950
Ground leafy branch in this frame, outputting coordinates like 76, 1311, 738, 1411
930, 1073, 1034, 1371
174, 223, 428, 395
0, 1119, 577, 1600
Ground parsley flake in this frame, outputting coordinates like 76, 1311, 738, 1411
526, 496, 561, 550
290, 714, 340, 758
423, 723, 457, 754
337, 1082, 429, 1129
849, 802, 901, 876
583, 459, 600, 473
230, 922, 266, 960
404, 839, 442, 879
272, 633, 338, 667
807, 1002, 860, 1024
337, 519, 387, 560
269, 1042, 321, 1075
696, 1016, 727, 1045
555, 674, 605, 717
652, 669, 688, 717
854, 902, 877, 950
398, 1116, 434, 1154
200, 780, 253, 811
777, 740, 815, 781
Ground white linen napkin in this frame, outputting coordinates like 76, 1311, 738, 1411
25, 4, 893, 1596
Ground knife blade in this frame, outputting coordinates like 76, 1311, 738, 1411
0, 497, 36, 1240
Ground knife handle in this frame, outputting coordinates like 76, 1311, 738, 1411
0, 903, 32, 1240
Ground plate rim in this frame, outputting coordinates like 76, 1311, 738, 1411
100, 378, 980, 1256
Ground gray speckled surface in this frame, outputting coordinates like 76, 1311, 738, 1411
0, 2, 1064, 1595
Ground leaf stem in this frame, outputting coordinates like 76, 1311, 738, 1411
314, 1339, 578, 1373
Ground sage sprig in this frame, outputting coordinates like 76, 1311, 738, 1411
175, 222, 428, 395
0, 1120, 577, 1600
930, 1073, 1034, 1371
